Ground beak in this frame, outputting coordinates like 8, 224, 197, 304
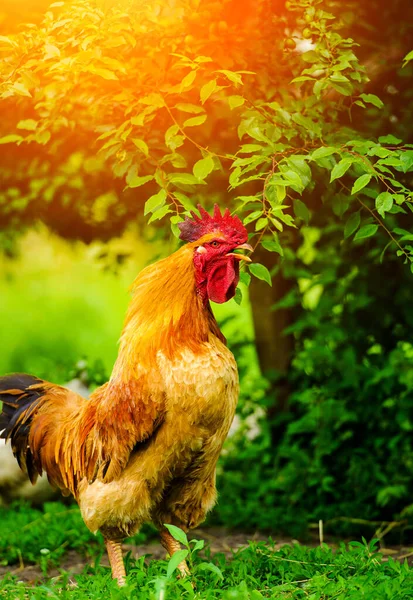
227, 243, 254, 262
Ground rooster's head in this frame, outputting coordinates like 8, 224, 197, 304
178, 204, 252, 304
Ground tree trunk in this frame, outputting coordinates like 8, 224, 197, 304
249, 247, 296, 414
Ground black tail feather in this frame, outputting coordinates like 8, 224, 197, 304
0, 373, 45, 483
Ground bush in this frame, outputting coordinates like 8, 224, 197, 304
217, 220, 413, 538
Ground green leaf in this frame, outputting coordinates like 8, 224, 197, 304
161, 152, 187, 168
138, 93, 164, 108
291, 75, 314, 83
183, 115, 207, 128
284, 170, 303, 190
169, 173, 205, 186
400, 152, 413, 173
393, 194, 406, 205
173, 191, 196, 211
276, 186, 286, 203
270, 217, 283, 232
393, 227, 413, 239
375, 192, 393, 217
180, 70, 197, 92
313, 79, 327, 98
249, 263, 272, 286
131, 113, 146, 127
262, 238, 283, 256
0, 134, 23, 144
233, 287, 243, 305
243, 210, 262, 225
292, 114, 321, 137
132, 138, 149, 156
330, 158, 353, 182
229, 167, 241, 187
330, 79, 353, 96
351, 174, 372, 194
10, 82, 31, 97
90, 67, 118, 81
311, 147, 337, 160
167, 135, 184, 151
301, 51, 320, 63
354, 224, 378, 241
286, 156, 312, 189
44, 43, 60, 59
378, 134, 402, 145
166, 550, 189, 579
236, 195, 260, 205
255, 217, 268, 231
195, 562, 224, 580
379, 240, 393, 264
216, 69, 243, 85
170, 215, 183, 238
165, 124, 179, 145
193, 156, 214, 180
35, 130, 51, 145
200, 79, 217, 104
16, 119, 38, 131
144, 189, 167, 215
293, 199, 310, 224
175, 103, 205, 114
239, 271, 251, 286
402, 49, 413, 66
239, 144, 263, 153
191, 539, 205, 552
148, 205, 171, 224
194, 55, 213, 63
164, 524, 189, 546
344, 211, 360, 239
228, 95, 245, 110
359, 93, 384, 109
127, 174, 153, 188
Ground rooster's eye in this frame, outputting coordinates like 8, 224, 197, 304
210, 241, 220, 248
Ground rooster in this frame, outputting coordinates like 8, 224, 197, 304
0, 205, 252, 585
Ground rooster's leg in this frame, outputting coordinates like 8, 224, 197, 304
105, 539, 126, 586
160, 530, 191, 577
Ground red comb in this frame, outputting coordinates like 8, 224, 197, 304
178, 204, 247, 244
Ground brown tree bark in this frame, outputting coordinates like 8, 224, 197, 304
249, 247, 296, 414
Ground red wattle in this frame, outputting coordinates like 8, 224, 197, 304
206, 258, 240, 304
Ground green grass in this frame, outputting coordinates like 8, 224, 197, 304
0, 501, 151, 567
1, 502, 413, 599
0, 227, 157, 380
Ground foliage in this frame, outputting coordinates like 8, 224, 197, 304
218, 217, 413, 536
1, 0, 413, 549
0, 501, 97, 566
0, 0, 412, 283
2, 510, 413, 600
0, 228, 141, 378
0, 501, 151, 567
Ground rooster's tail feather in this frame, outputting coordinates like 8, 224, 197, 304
0, 374, 52, 484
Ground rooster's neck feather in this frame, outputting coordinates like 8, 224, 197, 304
111, 245, 224, 379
